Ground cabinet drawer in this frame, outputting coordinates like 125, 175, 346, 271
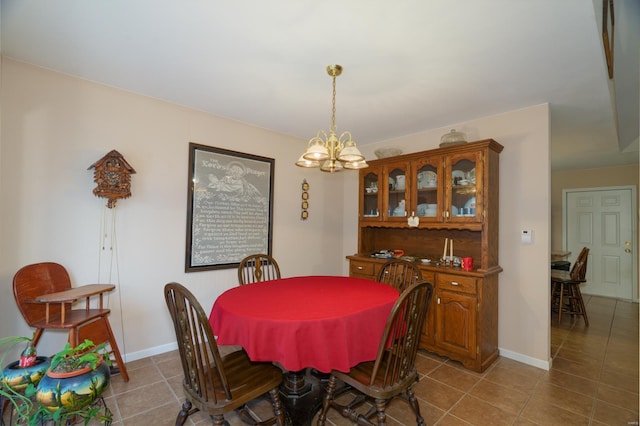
350, 260, 375, 277
437, 273, 477, 294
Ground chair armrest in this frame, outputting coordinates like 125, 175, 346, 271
32, 284, 115, 324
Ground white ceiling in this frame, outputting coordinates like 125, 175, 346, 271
1, 0, 638, 171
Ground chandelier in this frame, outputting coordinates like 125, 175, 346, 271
295, 64, 368, 173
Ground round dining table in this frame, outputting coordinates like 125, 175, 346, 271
209, 275, 399, 374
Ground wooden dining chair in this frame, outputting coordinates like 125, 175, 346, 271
164, 282, 286, 426
237, 254, 281, 285
376, 259, 423, 293
12, 262, 129, 381
317, 281, 434, 426
551, 247, 590, 326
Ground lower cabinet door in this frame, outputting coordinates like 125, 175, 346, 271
419, 271, 437, 347
436, 290, 477, 359
420, 297, 437, 347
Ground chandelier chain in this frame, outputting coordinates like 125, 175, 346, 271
331, 74, 337, 134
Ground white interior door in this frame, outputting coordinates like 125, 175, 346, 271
563, 187, 636, 300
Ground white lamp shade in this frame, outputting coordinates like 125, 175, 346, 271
295, 155, 321, 168
343, 160, 369, 170
321, 159, 343, 173
337, 140, 364, 162
303, 139, 330, 161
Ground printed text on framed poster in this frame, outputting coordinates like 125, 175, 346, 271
185, 143, 274, 271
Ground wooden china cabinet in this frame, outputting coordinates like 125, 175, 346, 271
348, 139, 503, 372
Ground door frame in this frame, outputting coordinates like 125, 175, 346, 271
562, 185, 638, 302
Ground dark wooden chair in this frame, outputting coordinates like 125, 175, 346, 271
376, 259, 423, 293
12, 262, 129, 381
164, 282, 286, 426
317, 281, 434, 426
237, 254, 281, 285
551, 247, 590, 326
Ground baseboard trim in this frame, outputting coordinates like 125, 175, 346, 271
498, 347, 550, 371
124, 341, 178, 363
125, 343, 552, 371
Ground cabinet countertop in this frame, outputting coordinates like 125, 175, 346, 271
347, 255, 502, 277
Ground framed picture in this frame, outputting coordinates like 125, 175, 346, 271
185, 143, 275, 272
602, 0, 614, 78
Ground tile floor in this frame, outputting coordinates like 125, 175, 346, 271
96, 294, 638, 425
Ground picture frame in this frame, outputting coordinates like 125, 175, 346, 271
185, 143, 275, 272
602, 0, 614, 79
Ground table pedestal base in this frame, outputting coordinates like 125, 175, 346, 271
279, 369, 325, 426
281, 370, 313, 398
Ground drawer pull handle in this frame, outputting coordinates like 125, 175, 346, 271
357, 266, 364, 270
450, 281, 460, 286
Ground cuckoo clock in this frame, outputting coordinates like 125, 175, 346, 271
88, 150, 136, 208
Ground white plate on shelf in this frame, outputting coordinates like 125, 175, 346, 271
452, 170, 465, 179
417, 170, 437, 188
417, 203, 437, 216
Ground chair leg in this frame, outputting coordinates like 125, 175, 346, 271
557, 283, 565, 322
267, 387, 286, 426
101, 317, 129, 381
31, 329, 44, 347
406, 387, 425, 426
175, 399, 192, 426
373, 398, 387, 425
317, 375, 338, 426
210, 414, 228, 426
573, 284, 589, 326
76, 317, 130, 381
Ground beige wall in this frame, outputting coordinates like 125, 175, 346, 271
2, 58, 555, 369
0, 58, 347, 359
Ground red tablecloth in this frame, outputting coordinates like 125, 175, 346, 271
209, 275, 398, 373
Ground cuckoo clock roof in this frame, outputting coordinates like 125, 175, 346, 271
88, 150, 136, 173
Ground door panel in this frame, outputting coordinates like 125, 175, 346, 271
565, 188, 634, 299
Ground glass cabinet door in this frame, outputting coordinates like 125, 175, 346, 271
383, 162, 410, 222
412, 157, 442, 221
445, 152, 481, 222
384, 161, 410, 221
361, 167, 381, 220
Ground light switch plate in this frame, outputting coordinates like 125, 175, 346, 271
521, 229, 533, 244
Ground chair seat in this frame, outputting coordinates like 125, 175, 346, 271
187, 350, 283, 415
551, 270, 585, 284
31, 308, 110, 329
332, 360, 419, 400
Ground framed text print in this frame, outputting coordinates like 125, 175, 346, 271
185, 143, 274, 271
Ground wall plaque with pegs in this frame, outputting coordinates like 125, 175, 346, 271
301, 179, 309, 220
